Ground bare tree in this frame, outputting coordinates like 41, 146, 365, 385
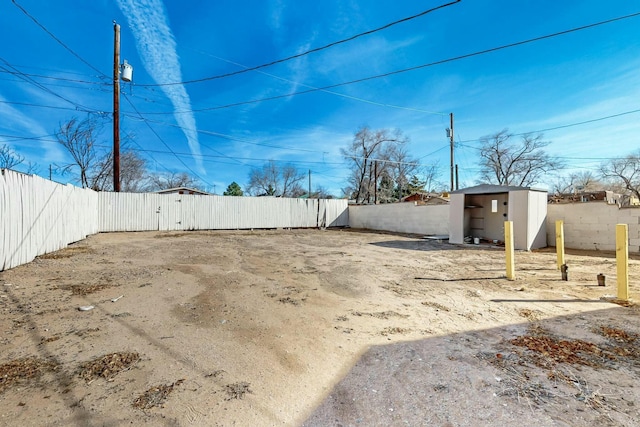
310, 185, 334, 199
552, 171, 602, 194
55, 116, 102, 188
89, 150, 148, 192
342, 127, 409, 203
600, 151, 640, 199
478, 129, 564, 187
247, 161, 305, 197
0, 144, 25, 170
147, 172, 202, 191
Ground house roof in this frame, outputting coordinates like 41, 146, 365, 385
450, 184, 546, 195
156, 187, 211, 195
400, 192, 448, 202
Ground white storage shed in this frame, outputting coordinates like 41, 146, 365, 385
449, 184, 547, 250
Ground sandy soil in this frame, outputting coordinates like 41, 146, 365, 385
0, 229, 639, 427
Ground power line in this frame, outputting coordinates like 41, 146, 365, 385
97, 144, 345, 166
125, 102, 640, 168
136, 0, 461, 87
0, 69, 108, 86
11, 0, 108, 78
136, 10, 640, 115
121, 93, 213, 186
0, 133, 58, 143
457, 107, 640, 145
0, 59, 96, 112
0, 100, 83, 112
0, 75, 110, 92
125, 114, 332, 154
185, 49, 447, 116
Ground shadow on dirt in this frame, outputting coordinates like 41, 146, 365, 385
370, 240, 468, 252
303, 305, 640, 427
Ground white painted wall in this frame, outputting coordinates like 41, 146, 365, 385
349, 203, 449, 235
547, 202, 640, 252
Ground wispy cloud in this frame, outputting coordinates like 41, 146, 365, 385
268, 0, 286, 33
115, 0, 204, 173
0, 93, 64, 163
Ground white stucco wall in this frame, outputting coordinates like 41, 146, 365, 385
547, 202, 640, 252
349, 203, 450, 236
448, 194, 465, 244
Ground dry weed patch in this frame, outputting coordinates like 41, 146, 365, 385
352, 310, 408, 319
38, 246, 93, 259
380, 327, 410, 336
60, 283, 115, 296
421, 301, 450, 311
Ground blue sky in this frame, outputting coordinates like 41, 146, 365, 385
1, 0, 639, 195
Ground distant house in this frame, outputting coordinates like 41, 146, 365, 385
547, 190, 637, 206
401, 192, 449, 205
156, 187, 211, 196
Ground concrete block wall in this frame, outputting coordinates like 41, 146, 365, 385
547, 202, 640, 252
348, 203, 449, 236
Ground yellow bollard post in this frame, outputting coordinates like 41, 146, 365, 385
556, 220, 565, 270
505, 221, 515, 280
616, 224, 629, 300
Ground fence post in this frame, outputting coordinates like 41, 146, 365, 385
505, 221, 515, 280
555, 220, 565, 270
616, 224, 629, 300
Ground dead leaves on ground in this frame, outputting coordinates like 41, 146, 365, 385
510, 335, 611, 367
78, 352, 140, 383
224, 381, 252, 400
485, 322, 640, 416
0, 352, 139, 394
0, 358, 58, 393
509, 324, 640, 369
133, 379, 184, 409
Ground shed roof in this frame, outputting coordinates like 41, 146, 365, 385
450, 184, 546, 195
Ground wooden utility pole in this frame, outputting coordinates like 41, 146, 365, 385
455, 164, 459, 190
113, 22, 121, 192
308, 169, 311, 198
449, 113, 454, 192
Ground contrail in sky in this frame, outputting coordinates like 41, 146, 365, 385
115, 0, 204, 173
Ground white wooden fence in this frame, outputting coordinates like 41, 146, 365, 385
1, 170, 99, 270
97, 192, 347, 232
1, 169, 348, 271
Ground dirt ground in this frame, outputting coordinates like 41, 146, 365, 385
0, 228, 639, 427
